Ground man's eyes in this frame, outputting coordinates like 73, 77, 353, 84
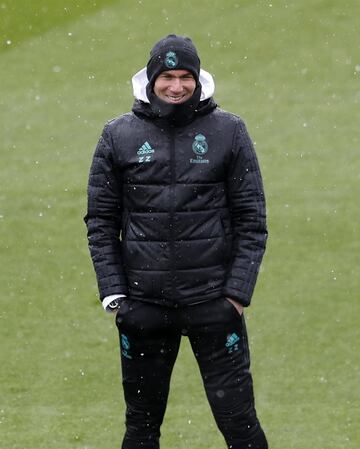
161, 75, 193, 80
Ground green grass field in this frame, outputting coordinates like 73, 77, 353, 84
1, 1, 359, 448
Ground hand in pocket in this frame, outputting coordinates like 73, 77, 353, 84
226, 297, 244, 316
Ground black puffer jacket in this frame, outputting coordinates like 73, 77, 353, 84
85, 98, 267, 307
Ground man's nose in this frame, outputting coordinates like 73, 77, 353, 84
170, 79, 182, 92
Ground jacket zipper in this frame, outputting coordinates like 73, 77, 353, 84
169, 128, 176, 304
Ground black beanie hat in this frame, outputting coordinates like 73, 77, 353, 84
146, 34, 201, 87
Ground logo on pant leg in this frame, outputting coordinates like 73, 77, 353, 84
121, 334, 132, 359
225, 332, 240, 354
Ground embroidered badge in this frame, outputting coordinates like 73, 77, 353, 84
164, 51, 178, 68
121, 334, 132, 359
225, 332, 240, 354
137, 141, 155, 163
190, 134, 209, 164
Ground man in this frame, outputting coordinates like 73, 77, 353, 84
85, 34, 268, 449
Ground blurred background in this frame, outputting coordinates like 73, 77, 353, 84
1, 1, 359, 448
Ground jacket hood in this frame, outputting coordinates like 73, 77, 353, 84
132, 67, 215, 103
131, 67, 217, 126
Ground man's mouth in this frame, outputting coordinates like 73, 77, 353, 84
166, 94, 186, 103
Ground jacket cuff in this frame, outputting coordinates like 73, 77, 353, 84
222, 287, 250, 307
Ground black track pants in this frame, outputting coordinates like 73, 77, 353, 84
115, 298, 268, 449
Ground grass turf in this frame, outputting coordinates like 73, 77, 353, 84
1, 0, 359, 448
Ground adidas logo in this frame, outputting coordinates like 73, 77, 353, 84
225, 333, 240, 348
137, 141, 154, 155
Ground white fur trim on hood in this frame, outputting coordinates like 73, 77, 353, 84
132, 67, 215, 103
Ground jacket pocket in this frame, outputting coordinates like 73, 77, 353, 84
219, 212, 226, 240
122, 212, 131, 240
219, 212, 232, 263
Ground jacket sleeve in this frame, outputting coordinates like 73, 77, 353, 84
84, 124, 128, 300
222, 119, 268, 306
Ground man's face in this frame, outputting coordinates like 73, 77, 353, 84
153, 69, 196, 104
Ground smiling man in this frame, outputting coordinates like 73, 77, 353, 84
85, 35, 268, 449
153, 69, 196, 103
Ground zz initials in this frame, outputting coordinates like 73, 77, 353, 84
139, 155, 152, 163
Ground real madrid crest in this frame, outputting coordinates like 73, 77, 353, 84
164, 51, 178, 68
192, 134, 208, 155
190, 134, 210, 164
